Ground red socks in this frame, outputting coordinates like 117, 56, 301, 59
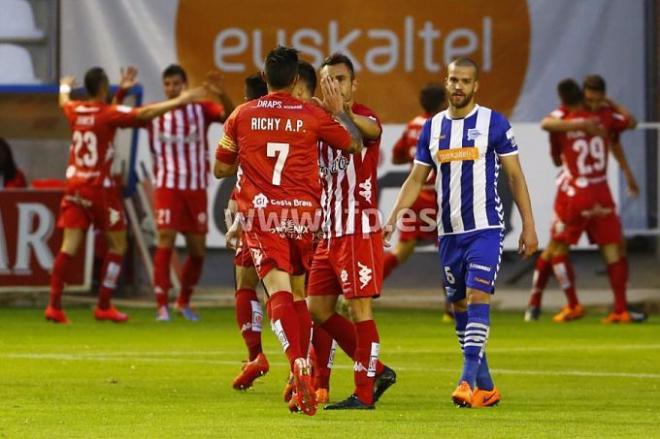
49, 252, 73, 309
607, 259, 628, 313
551, 255, 579, 307
383, 252, 399, 280
320, 312, 385, 374
97, 252, 124, 310
235, 288, 263, 361
354, 320, 380, 405
312, 325, 335, 389
268, 291, 302, 367
177, 255, 204, 307
153, 247, 172, 307
529, 256, 552, 307
293, 300, 313, 357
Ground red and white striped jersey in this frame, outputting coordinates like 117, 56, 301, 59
146, 101, 224, 190
318, 103, 382, 239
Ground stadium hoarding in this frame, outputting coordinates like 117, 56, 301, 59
0, 190, 93, 293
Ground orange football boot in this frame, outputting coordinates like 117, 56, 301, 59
602, 310, 632, 324
233, 353, 269, 390
472, 387, 501, 407
94, 306, 129, 323
451, 381, 473, 408
45, 306, 70, 324
293, 358, 317, 416
315, 388, 329, 404
552, 304, 585, 322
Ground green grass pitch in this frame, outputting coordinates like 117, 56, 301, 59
0, 307, 658, 438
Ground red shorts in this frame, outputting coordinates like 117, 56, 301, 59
234, 233, 254, 268
551, 183, 622, 246
154, 188, 208, 234
398, 189, 437, 242
307, 233, 383, 299
242, 228, 314, 279
57, 186, 126, 231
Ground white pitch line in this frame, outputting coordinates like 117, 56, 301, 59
3, 353, 659, 380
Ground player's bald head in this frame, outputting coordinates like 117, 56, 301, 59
448, 57, 479, 80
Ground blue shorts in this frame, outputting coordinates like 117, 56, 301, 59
438, 228, 503, 303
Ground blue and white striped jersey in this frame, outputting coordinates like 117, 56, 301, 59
414, 105, 518, 236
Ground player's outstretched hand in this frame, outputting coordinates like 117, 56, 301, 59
382, 223, 394, 248
320, 76, 344, 115
182, 86, 208, 102
624, 170, 640, 198
119, 66, 138, 90
518, 227, 538, 259
60, 75, 77, 88
204, 70, 226, 96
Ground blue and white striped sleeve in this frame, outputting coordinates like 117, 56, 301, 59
492, 113, 519, 156
414, 119, 433, 167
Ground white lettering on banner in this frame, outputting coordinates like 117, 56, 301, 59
14, 203, 55, 275
214, 17, 493, 74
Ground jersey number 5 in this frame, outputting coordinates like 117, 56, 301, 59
72, 130, 98, 167
266, 142, 289, 186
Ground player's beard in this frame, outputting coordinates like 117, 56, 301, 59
450, 91, 474, 109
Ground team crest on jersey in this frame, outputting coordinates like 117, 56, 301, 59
252, 193, 269, 209
467, 128, 482, 141
357, 262, 372, 290
320, 154, 351, 177
358, 177, 373, 203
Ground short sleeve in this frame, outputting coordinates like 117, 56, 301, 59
492, 113, 518, 156
108, 105, 142, 128
314, 108, 352, 151
609, 112, 630, 134
215, 109, 239, 165
201, 100, 225, 123
414, 119, 433, 166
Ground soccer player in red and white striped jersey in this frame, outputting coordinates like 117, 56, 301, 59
307, 53, 396, 410
136, 65, 234, 321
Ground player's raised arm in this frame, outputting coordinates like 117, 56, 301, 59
214, 110, 239, 178
500, 154, 538, 259
58, 75, 76, 108
606, 98, 637, 129
205, 70, 235, 121
541, 115, 606, 137
347, 104, 382, 140
317, 76, 363, 153
135, 86, 206, 120
112, 66, 138, 105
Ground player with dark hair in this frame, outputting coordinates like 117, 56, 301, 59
45, 67, 205, 324
119, 63, 235, 322
383, 83, 447, 281
215, 46, 363, 416
307, 52, 396, 410
385, 57, 538, 408
0, 138, 27, 189
244, 73, 268, 101
526, 76, 644, 323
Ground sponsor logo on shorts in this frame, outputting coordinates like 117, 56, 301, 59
249, 248, 264, 268
445, 286, 457, 299
357, 261, 372, 290
474, 276, 491, 286
468, 263, 492, 272
252, 193, 269, 209
108, 208, 120, 226
197, 212, 207, 224
269, 218, 309, 239
340, 269, 349, 283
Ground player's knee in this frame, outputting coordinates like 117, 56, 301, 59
308, 297, 334, 323
349, 298, 373, 322
157, 230, 177, 248
467, 289, 491, 305
452, 299, 468, 313
107, 232, 128, 255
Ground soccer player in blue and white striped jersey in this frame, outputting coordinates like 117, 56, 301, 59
384, 58, 538, 408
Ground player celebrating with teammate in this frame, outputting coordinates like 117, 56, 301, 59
215, 46, 363, 416
307, 53, 396, 410
46, 67, 205, 324
385, 58, 538, 408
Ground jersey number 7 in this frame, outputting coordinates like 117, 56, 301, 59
267, 142, 289, 186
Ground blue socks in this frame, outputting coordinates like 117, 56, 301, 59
455, 304, 492, 389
